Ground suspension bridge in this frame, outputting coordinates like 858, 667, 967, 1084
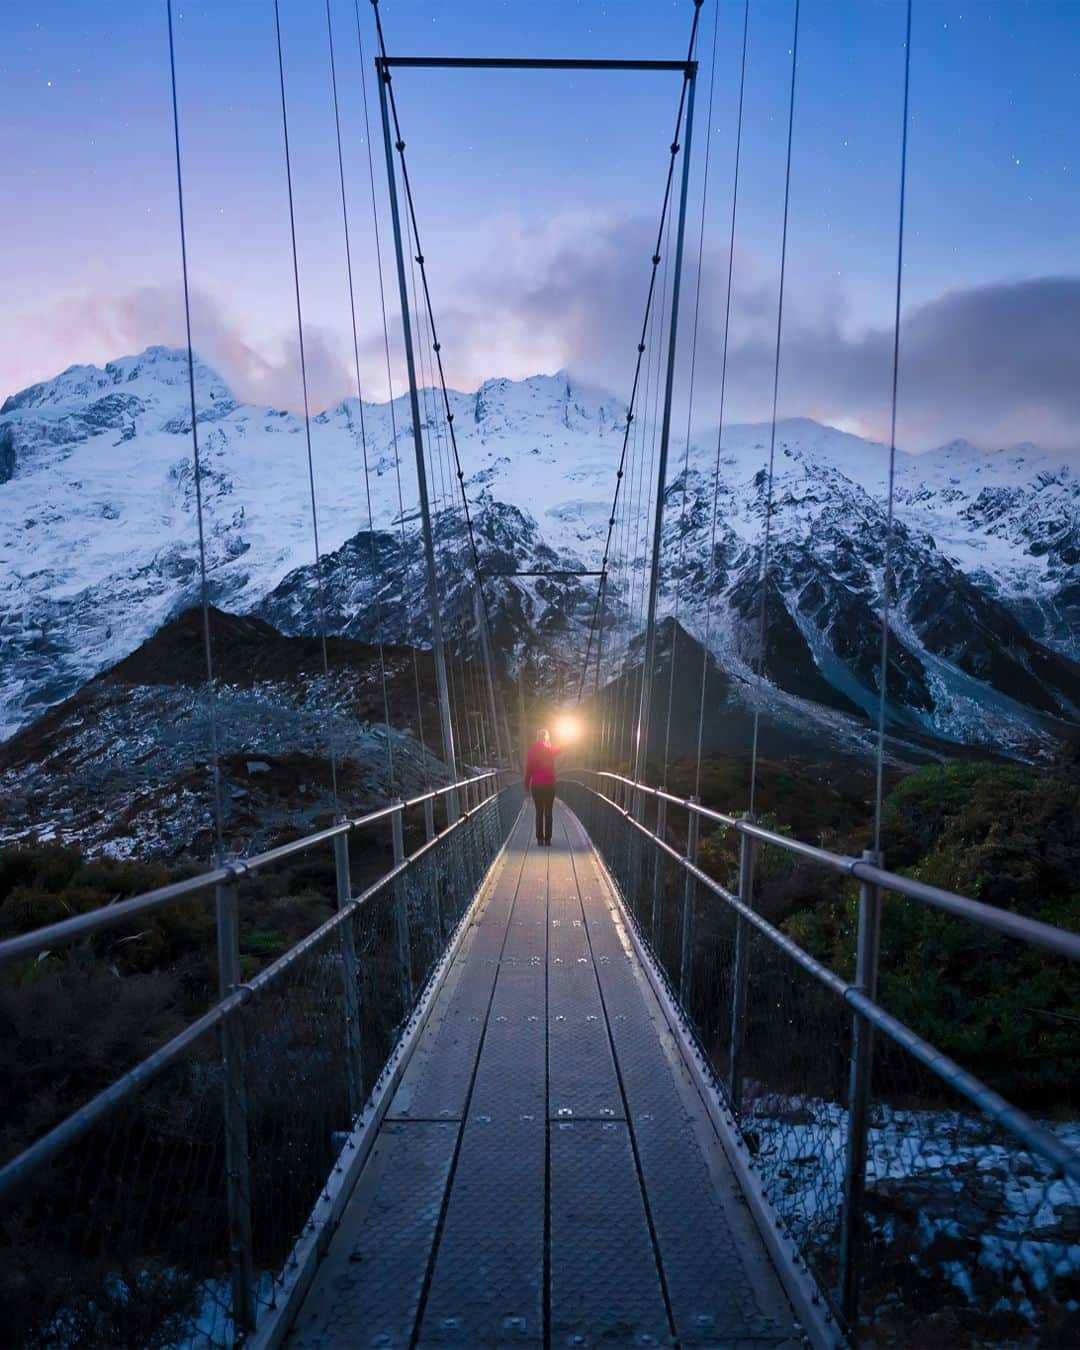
2, 1, 1078, 1347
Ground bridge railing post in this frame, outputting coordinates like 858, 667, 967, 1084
727, 821, 757, 1113
391, 805, 414, 1016
679, 799, 700, 1006
629, 784, 646, 920
214, 877, 255, 1334
651, 794, 667, 940
333, 828, 365, 1117
424, 795, 445, 942
839, 849, 884, 1332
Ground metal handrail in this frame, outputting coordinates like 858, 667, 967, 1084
565, 777, 1080, 1344
611, 805, 1080, 1180
0, 779, 511, 1203
582, 771, 1080, 961
0, 771, 499, 968
567, 778, 1080, 1183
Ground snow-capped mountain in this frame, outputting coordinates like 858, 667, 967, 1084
2, 346, 1078, 757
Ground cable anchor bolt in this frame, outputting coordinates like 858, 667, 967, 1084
652, 254, 661, 265
395, 139, 405, 151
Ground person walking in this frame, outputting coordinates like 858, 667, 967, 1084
524, 727, 561, 846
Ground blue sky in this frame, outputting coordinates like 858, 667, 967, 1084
3, 0, 1079, 449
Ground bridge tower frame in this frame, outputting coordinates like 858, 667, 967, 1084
375, 53, 699, 791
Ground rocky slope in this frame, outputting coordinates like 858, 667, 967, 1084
0, 608, 452, 860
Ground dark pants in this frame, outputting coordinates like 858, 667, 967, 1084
531, 784, 555, 844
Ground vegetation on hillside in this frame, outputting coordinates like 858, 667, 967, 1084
680, 744, 1080, 1110
0, 834, 395, 1164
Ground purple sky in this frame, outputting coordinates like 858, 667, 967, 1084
3, 0, 1080, 450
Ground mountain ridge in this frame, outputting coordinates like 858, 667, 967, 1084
2, 345, 1078, 756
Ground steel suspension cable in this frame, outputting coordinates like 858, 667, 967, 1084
662, 0, 722, 789
401, 199, 467, 756
326, 0, 396, 794
873, 0, 913, 856
619, 319, 654, 773
633, 207, 674, 772
621, 248, 665, 772
166, 0, 225, 863
404, 220, 483, 764
406, 211, 446, 520
370, 0, 509, 760
353, 0, 432, 790
748, 0, 801, 820
694, 0, 750, 801
609, 378, 640, 766
623, 205, 672, 775
272, 0, 341, 814
576, 2, 705, 703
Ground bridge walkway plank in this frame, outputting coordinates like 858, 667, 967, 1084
287, 800, 799, 1349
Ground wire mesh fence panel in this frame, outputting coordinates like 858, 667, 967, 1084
736, 928, 853, 1313
682, 876, 738, 1089
498, 783, 525, 842
235, 790, 518, 1323
0, 781, 519, 1350
559, 777, 1080, 1344
403, 847, 442, 998
353, 877, 411, 1093
873, 894, 1080, 1118
855, 1028, 1080, 1347
644, 841, 685, 985
241, 921, 355, 1322
1, 1023, 234, 1350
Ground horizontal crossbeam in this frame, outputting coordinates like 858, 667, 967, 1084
479, 569, 605, 578
377, 56, 696, 73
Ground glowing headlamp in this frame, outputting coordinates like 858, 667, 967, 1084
555, 715, 581, 744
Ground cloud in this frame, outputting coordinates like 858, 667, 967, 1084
7, 220, 1080, 456
414, 212, 1080, 453
719, 276, 1080, 453
12, 285, 355, 415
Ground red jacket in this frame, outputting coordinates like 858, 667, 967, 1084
524, 740, 561, 791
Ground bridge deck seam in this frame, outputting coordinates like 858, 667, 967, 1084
408, 827, 535, 1348
287, 803, 800, 1349
560, 813, 679, 1345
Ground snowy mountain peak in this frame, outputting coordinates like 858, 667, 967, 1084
1, 345, 231, 416
925, 437, 984, 461
469, 369, 624, 437
1, 355, 1078, 756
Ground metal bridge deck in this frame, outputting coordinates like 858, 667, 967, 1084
287, 801, 799, 1348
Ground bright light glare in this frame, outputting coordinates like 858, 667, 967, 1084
555, 716, 581, 744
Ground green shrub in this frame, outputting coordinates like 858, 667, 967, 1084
785, 748, 1080, 1108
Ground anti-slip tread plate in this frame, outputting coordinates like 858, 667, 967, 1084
288, 801, 798, 1349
